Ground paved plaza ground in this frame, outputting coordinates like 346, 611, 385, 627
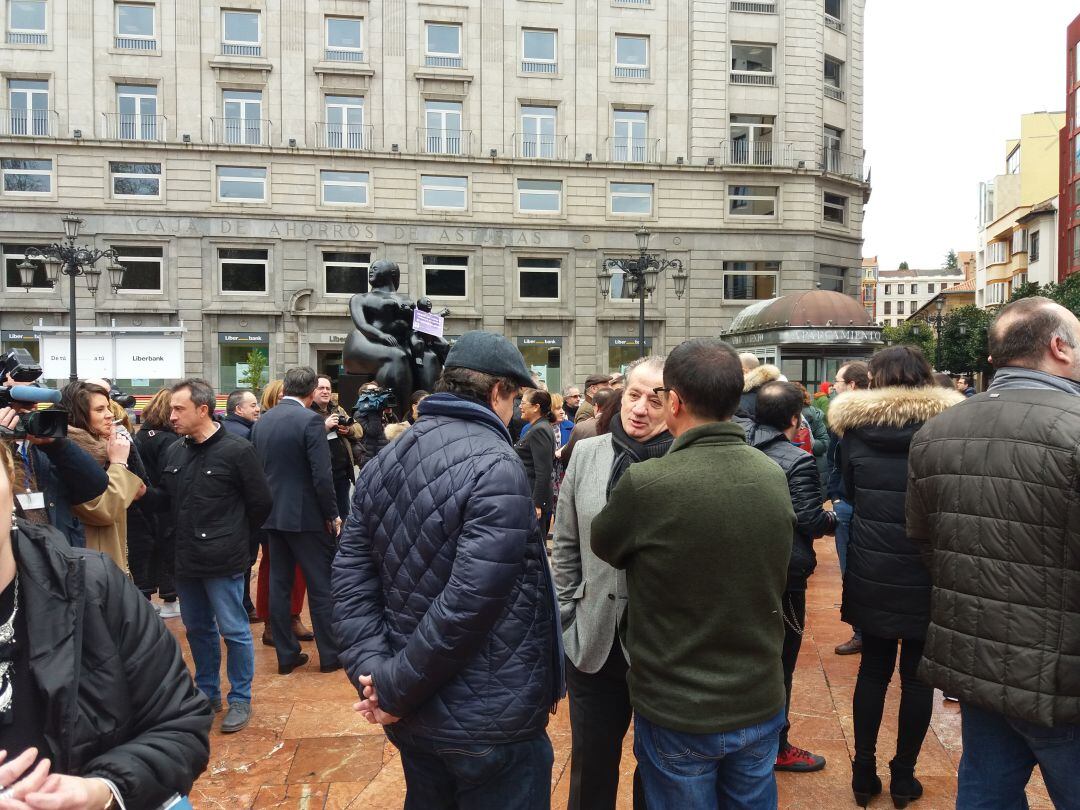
170, 536, 1053, 809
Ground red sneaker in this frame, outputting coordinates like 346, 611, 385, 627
775, 743, 827, 772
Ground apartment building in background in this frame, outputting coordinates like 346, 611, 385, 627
859, 254, 876, 320
875, 264, 967, 327
0, 0, 869, 392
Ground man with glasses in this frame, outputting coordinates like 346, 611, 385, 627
562, 386, 583, 421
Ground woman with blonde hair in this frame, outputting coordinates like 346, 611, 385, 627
261, 379, 284, 412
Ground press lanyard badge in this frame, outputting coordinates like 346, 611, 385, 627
16, 492, 45, 511
16, 443, 45, 510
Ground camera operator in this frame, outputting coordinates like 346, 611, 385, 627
311, 376, 363, 522
353, 382, 396, 472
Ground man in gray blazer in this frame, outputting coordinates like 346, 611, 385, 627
552, 355, 671, 810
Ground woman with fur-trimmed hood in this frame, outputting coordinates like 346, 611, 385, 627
827, 346, 964, 809
734, 363, 782, 430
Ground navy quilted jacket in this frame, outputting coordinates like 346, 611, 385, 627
331, 393, 559, 744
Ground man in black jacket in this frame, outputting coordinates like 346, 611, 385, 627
252, 366, 342, 675
222, 389, 261, 440
748, 381, 836, 775
312, 375, 363, 521
161, 378, 272, 734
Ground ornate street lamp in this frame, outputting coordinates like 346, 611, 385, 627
17, 212, 127, 382
597, 225, 689, 359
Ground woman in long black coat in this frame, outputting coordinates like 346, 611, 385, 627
828, 346, 963, 808
513, 388, 556, 531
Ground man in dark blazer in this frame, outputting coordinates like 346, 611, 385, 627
251, 366, 342, 674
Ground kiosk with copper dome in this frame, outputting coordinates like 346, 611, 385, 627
723, 290, 884, 387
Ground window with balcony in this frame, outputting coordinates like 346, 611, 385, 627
4, 244, 50, 289
320, 170, 369, 206
1, 158, 51, 194
819, 265, 846, 293
217, 165, 267, 202
610, 182, 653, 215
518, 257, 560, 300
615, 35, 649, 79
723, 261, 779, 300
730, 43, 775, 85
612, 109, 649, 162
323, 251, 370, 296
897, 301, 905, 315
825, 0, 842, 29
824, 125, 843, 172
517, 179, 562, 213
324, 95, 364, 149
7, 79, 49, 136
421, 175, 467, 210
114, 84, 159, 140
425, 23, 462, 68
824, 56, 844, 100
519, 105, 557, 158
728, 185, 777, 217
823, 192, 847, 224
219, 248, 267, 293
222, 10, 260, 56
111, 245, 162, 292
423, 255, 468, 298
729, 114, 775, 165
522, 29, 557, 74
220, 90, 264, 145
325, 16, 362, 62
883, 301, 891, 315
423, 100, 463, 155
115, 3, 154, 49
7, 0, 46, 44
110, 161, 161, 198
1030, 231, 1040, 262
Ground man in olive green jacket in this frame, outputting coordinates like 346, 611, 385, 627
592, 338, 795, 810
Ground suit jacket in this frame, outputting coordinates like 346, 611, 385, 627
551, 433, 627, 674
251, 398, 338, 532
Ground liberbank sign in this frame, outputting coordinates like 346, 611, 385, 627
35, 328, 185, 380
725, 326, 884, 349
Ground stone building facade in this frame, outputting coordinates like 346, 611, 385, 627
0, 0, 868, 393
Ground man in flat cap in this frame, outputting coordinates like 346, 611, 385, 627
332, 330, 564, 810
574, 374, 614, 424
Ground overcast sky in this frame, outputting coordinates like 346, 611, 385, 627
862, 0, 1076, 271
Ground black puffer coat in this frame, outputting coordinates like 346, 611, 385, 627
14, 519, 211, 808
828, 386, 963, 640
331, 393, 559, 744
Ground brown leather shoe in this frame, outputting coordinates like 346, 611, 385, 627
291, 615, 315, 641
835, 635, 863, 655
262, 627, 274, 646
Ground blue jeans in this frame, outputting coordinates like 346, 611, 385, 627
634, 710, 784, 810
175, 573, 254, 705
957, 702, 1080, 810
833, 498, 853, 573
390, 730, 554, 810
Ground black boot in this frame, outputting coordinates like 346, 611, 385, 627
888, 762, 923, 809
851, 759, 882, 807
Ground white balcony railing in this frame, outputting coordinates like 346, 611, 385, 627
606, 137, 662, 163
221, 43, 262, 57
5, 31, 47, 45
512, 133, 567, 159
324, 48, 364, 62
521, 60, 557, 74
825, 15, 845, 32
719, 140, 795, 168
115, 36, 156, 50
730, 72, 776, 86
731, 1, 777, 13
822, 148, 866, 181
824, 84, 845, 101
614, 66, 649, 79
418, 128, 471, 155
1, 108, 58, 137
211, 116, 272, 145
316, 122, 373, 150
102, 113, 167, 141
424, 55, 463, 68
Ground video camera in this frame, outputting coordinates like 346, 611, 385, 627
353, 387, 398, 416
110, 388, 136, 409
0, 349, 67, 439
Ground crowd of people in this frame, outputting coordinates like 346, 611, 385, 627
0, 295, 1077, 809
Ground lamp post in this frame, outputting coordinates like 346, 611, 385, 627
911, 296, 947, 370
17, 212, 126, 382
597, 226, 689, 359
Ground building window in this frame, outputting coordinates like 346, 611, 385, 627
883, 301, 891, 315
1011, 228, 1027, 254
824, 56, 844, 99
614, 34, 649, 79
730, 43, 775, 85
910, 300, 917, 313
222, 10, 260, 56
221, 89, 263, 145
6, 0, 46, 44
423, 254, 468, 298
610, 182, 653, 215
325, 16, 362, 62
910, 283, 918, 295
8, 79, 49, 136
897, 283, 905, 294
115, 3, 154, 49
722, 261, 779, 301
323, 251, 370, 296
884, 284, 891, 295
897, 301, 905, 315
115, 84, 158, 140
612, 109, 649, 162
823, 192, 847, 224
824, 125, 843, 171
320, 170, 369, 206
522, 28, 557, 74
819, 265, 846, 293
1, 158, 51, 194
324, 95, 365, 149
425, 22, 462, 68
217, 165, 266, 202
729, 114, 775, 165
423, 100, 464, 155
421, 174, 467, 210
518, 257, 560, 300
986, 283, 1006, 306
110, 161, 161, 198
1030, 231, 1040, 262
519, 105, 557, 158
728, 184, 777, 217
219, 248, 267, 293
927, 282, 935, 294
1006, 146, 1020, 175
517, 179, 562, 213
4, 243, 49, 289
111, 245, 162, 292
825, 0, 841, 22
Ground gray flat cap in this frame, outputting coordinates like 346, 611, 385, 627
444, 330, 537, 389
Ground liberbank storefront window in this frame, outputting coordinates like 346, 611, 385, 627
609, 337, 652, 373
219, 332, 270, 391
32, 327, 185, 392
517, 337, 561, 392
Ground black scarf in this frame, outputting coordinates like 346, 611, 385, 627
607, 417, 673, 499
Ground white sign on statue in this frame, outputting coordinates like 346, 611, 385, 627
413, 310, 445, 339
